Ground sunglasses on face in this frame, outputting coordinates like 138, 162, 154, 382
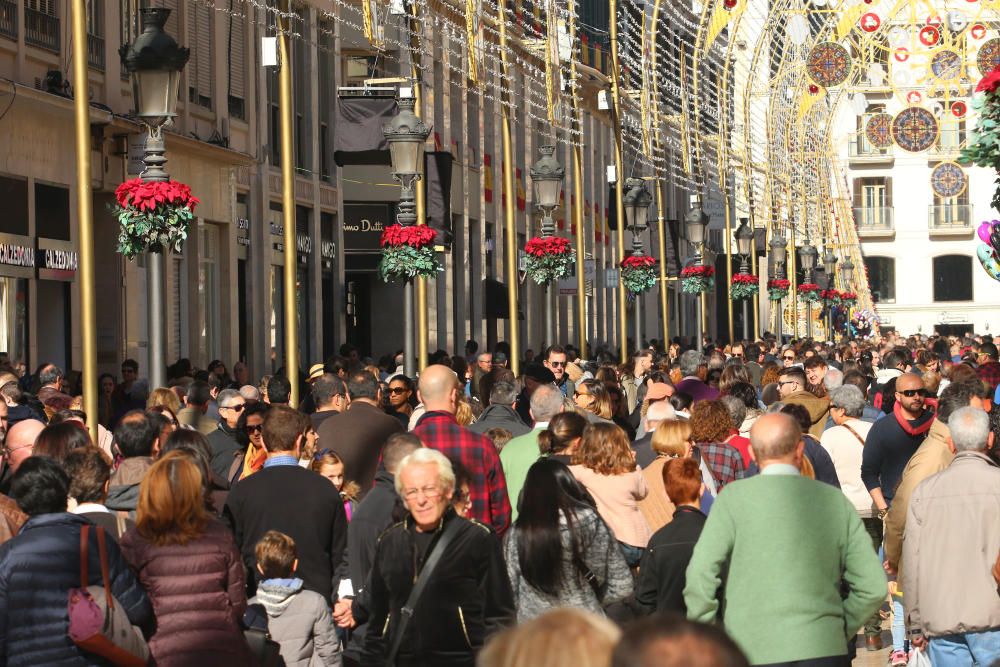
782, 356, 795, 361
548, 361, 566, 368
388, 387, 410, 395
246, 424, 263, 434
223, 403, 245, 412
898, 388, 928, 398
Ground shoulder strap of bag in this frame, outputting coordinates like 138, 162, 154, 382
386, 518, 464, 664
115, 513, 127, 539
95, 526, 114, 611
79, 523, 90, 589
842, 422, 866, 447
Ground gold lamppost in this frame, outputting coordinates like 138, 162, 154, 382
529, 145, 565, 347
839, 257, 854, 340
684, 203, 709, 352
769, 232, 787, 342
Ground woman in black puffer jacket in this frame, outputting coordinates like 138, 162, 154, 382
0, 456, 152, 666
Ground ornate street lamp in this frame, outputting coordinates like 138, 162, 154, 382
383, 95, 432, 377
529, 145, 565, 347
624, 178, 652, 345
120, 7, 189, 392
685, 203, 710, 351
769, 231, 787, 342
822, 248, 838, 288
798, 243, 818, 339
735, 217, 754, 275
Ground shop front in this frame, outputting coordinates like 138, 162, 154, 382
343, 202, 399, 358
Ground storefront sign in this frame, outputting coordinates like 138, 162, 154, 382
321, 240, 336, 259
297, 235, 312, 254
343, 203, 392, 252
37, 240, 78, 281
0, 243, 34, 268
40, 248, 77, 270
236, 217, 250, 247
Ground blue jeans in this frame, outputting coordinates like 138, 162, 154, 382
928, 629, 1000, 666
618, 542, 644, 568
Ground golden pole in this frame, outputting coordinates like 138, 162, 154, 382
570, 1, 587, 358
71, 0, 97, 442
277, 1, 299, 405
649, 0, 669, 345
750, 227, 759, 337
788, 231, 798, 339
410, 3, 428, 370
723, 180, 735, 344
497, 3, 520, 377
609, 0, 628, 363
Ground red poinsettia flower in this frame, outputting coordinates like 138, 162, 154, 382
621, 255, 657, 269
731, 273, 758, 285
767, 278, 790, 289
380, 224, 437, 249
797, 282, 821, 292
525, 236, 572, 257
115, 178, 200, 212
680, 264, 714, 278
977, 66, 1000, 93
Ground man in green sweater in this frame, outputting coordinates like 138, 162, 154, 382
684, 413, 886, 666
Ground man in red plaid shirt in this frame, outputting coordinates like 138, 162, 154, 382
413, 364, 511, 534
976, 343, 1000, 396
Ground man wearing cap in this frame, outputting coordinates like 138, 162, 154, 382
542, 345, 575, 398
297, 363, 326, 415
514, 363, 557, 426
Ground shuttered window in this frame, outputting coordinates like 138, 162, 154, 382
26, 0, 56, 16
228, 9, 246, 118
170, 255, 184, 362
188, 2, 212, 109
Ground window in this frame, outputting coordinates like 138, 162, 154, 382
933, 255, 973, 302
25, 0, 58, 51
227, 10, 246, 119
853, 177, 892, 228
85, 0, 103, 69
197, 225, 220, 361
0, 176, 29, 236
35, 183, 70, 240
187, 2, 212, 109
0, 278, 29, 368
864, 256, 895, 303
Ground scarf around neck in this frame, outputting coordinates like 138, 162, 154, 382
893, 401, 933, 437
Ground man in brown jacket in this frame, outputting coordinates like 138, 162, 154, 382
884, 379, 993, 573
0, 492, 25, 545
777, 367, 830, 439
316, 371, 403, 496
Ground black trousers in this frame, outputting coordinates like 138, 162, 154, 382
757, 656, 851, 667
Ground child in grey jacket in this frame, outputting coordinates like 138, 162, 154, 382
248, 531, 343, 667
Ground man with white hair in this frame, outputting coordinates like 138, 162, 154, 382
632, 399, 677, 468
675, 350, 719, 404
903, 406, 1000, 664
362, 448, 514, 665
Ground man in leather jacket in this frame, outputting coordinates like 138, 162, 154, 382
362, 448, 514, 666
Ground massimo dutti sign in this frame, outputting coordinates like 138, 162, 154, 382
342, 203, 393, 252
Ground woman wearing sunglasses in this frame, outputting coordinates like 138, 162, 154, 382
386, 375, 416, 428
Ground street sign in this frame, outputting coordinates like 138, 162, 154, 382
605, 268, 619, 288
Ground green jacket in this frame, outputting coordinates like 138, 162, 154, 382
684, 471, 885, 665
499, 427, 544, 520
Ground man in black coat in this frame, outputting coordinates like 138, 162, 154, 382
467, 381, 531, 438
205, 388, 247, 482
635, 458, 707, 615
362, 448, 514, 666
333, 433, 422, 667
224, 405, 347, 602
316, 371, 403, 495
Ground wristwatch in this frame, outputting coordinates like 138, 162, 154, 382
877, 508, 889, 519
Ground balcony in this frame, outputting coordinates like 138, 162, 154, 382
930, 128, 965, 159
24, 8, 58, 52
928, 204, 974, 237
853, 206, 894, 238
87, 34, 104, 70
0, 0, 16, 39
848, 133, 893, 165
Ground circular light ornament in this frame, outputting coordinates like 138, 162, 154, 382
920, 25, 940, 46
806, 42, 852, 87
860, 12, 881, 32
892, 106, 939, 153
951, 100, 967, 117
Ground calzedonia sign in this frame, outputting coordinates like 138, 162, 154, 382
0, 236, 79, 281
0, 243, 34, 268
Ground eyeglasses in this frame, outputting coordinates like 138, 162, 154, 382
548, 361, 566, 368
388, 387, 410, 395
223, 403, 245, 412
246, 424, 263, 434
898, 388, 928, 398
401, 485, 443, 501
782, 355, 796, 361
777, 380, 798, 387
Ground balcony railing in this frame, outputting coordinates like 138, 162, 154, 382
87, 34, 104, 70
848, 133, 893, 161
928, 204, 973, 231
853, 206, 894, 234
932, 128, 965, 157
0, 0, 16, 39
24, 8, 58, 51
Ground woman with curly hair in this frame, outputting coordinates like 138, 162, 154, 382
569, 423, 650, 567
689, 400, 746, 491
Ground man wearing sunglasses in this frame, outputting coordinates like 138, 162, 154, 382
206, 389, 246, 481
542, 345, 574, 398
976, 342, 1000, 396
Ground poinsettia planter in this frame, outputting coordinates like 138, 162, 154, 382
797, 282, 821, 303
620, 255, 658, 294
680, 264, 714, 294
524, 236, 575, 285
379, 224, 443, 282
730, 274, 759, 300
114, 178, 200, 259
767, 278, 790, 301
820, 289, 842, 305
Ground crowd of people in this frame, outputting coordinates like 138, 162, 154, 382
0, 329, 998, 666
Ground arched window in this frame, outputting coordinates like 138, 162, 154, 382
933, 255, 973, 302
863, 256, 895, 303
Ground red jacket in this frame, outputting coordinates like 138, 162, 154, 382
120, 519, 251, 666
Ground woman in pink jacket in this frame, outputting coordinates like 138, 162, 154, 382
569, 422, 650, 567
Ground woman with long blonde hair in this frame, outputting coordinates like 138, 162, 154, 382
120, 452, 250, 665
573, 379, 613, 421
638, 420, 693, 531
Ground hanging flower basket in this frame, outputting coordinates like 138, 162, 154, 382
820, 288, 842, 305
524, 235, 576, 285
680, 264, 715, 294
620, 255, 658, 294
730, 273, 759, 300
114, 178, 200, 260
797, 282, 822, 303
960, 66, 1000, 211
840, 291, 858, 307
767, 278, 790, 301
378, 224, 442, 282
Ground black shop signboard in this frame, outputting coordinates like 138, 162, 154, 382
343, 202, 394, 272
